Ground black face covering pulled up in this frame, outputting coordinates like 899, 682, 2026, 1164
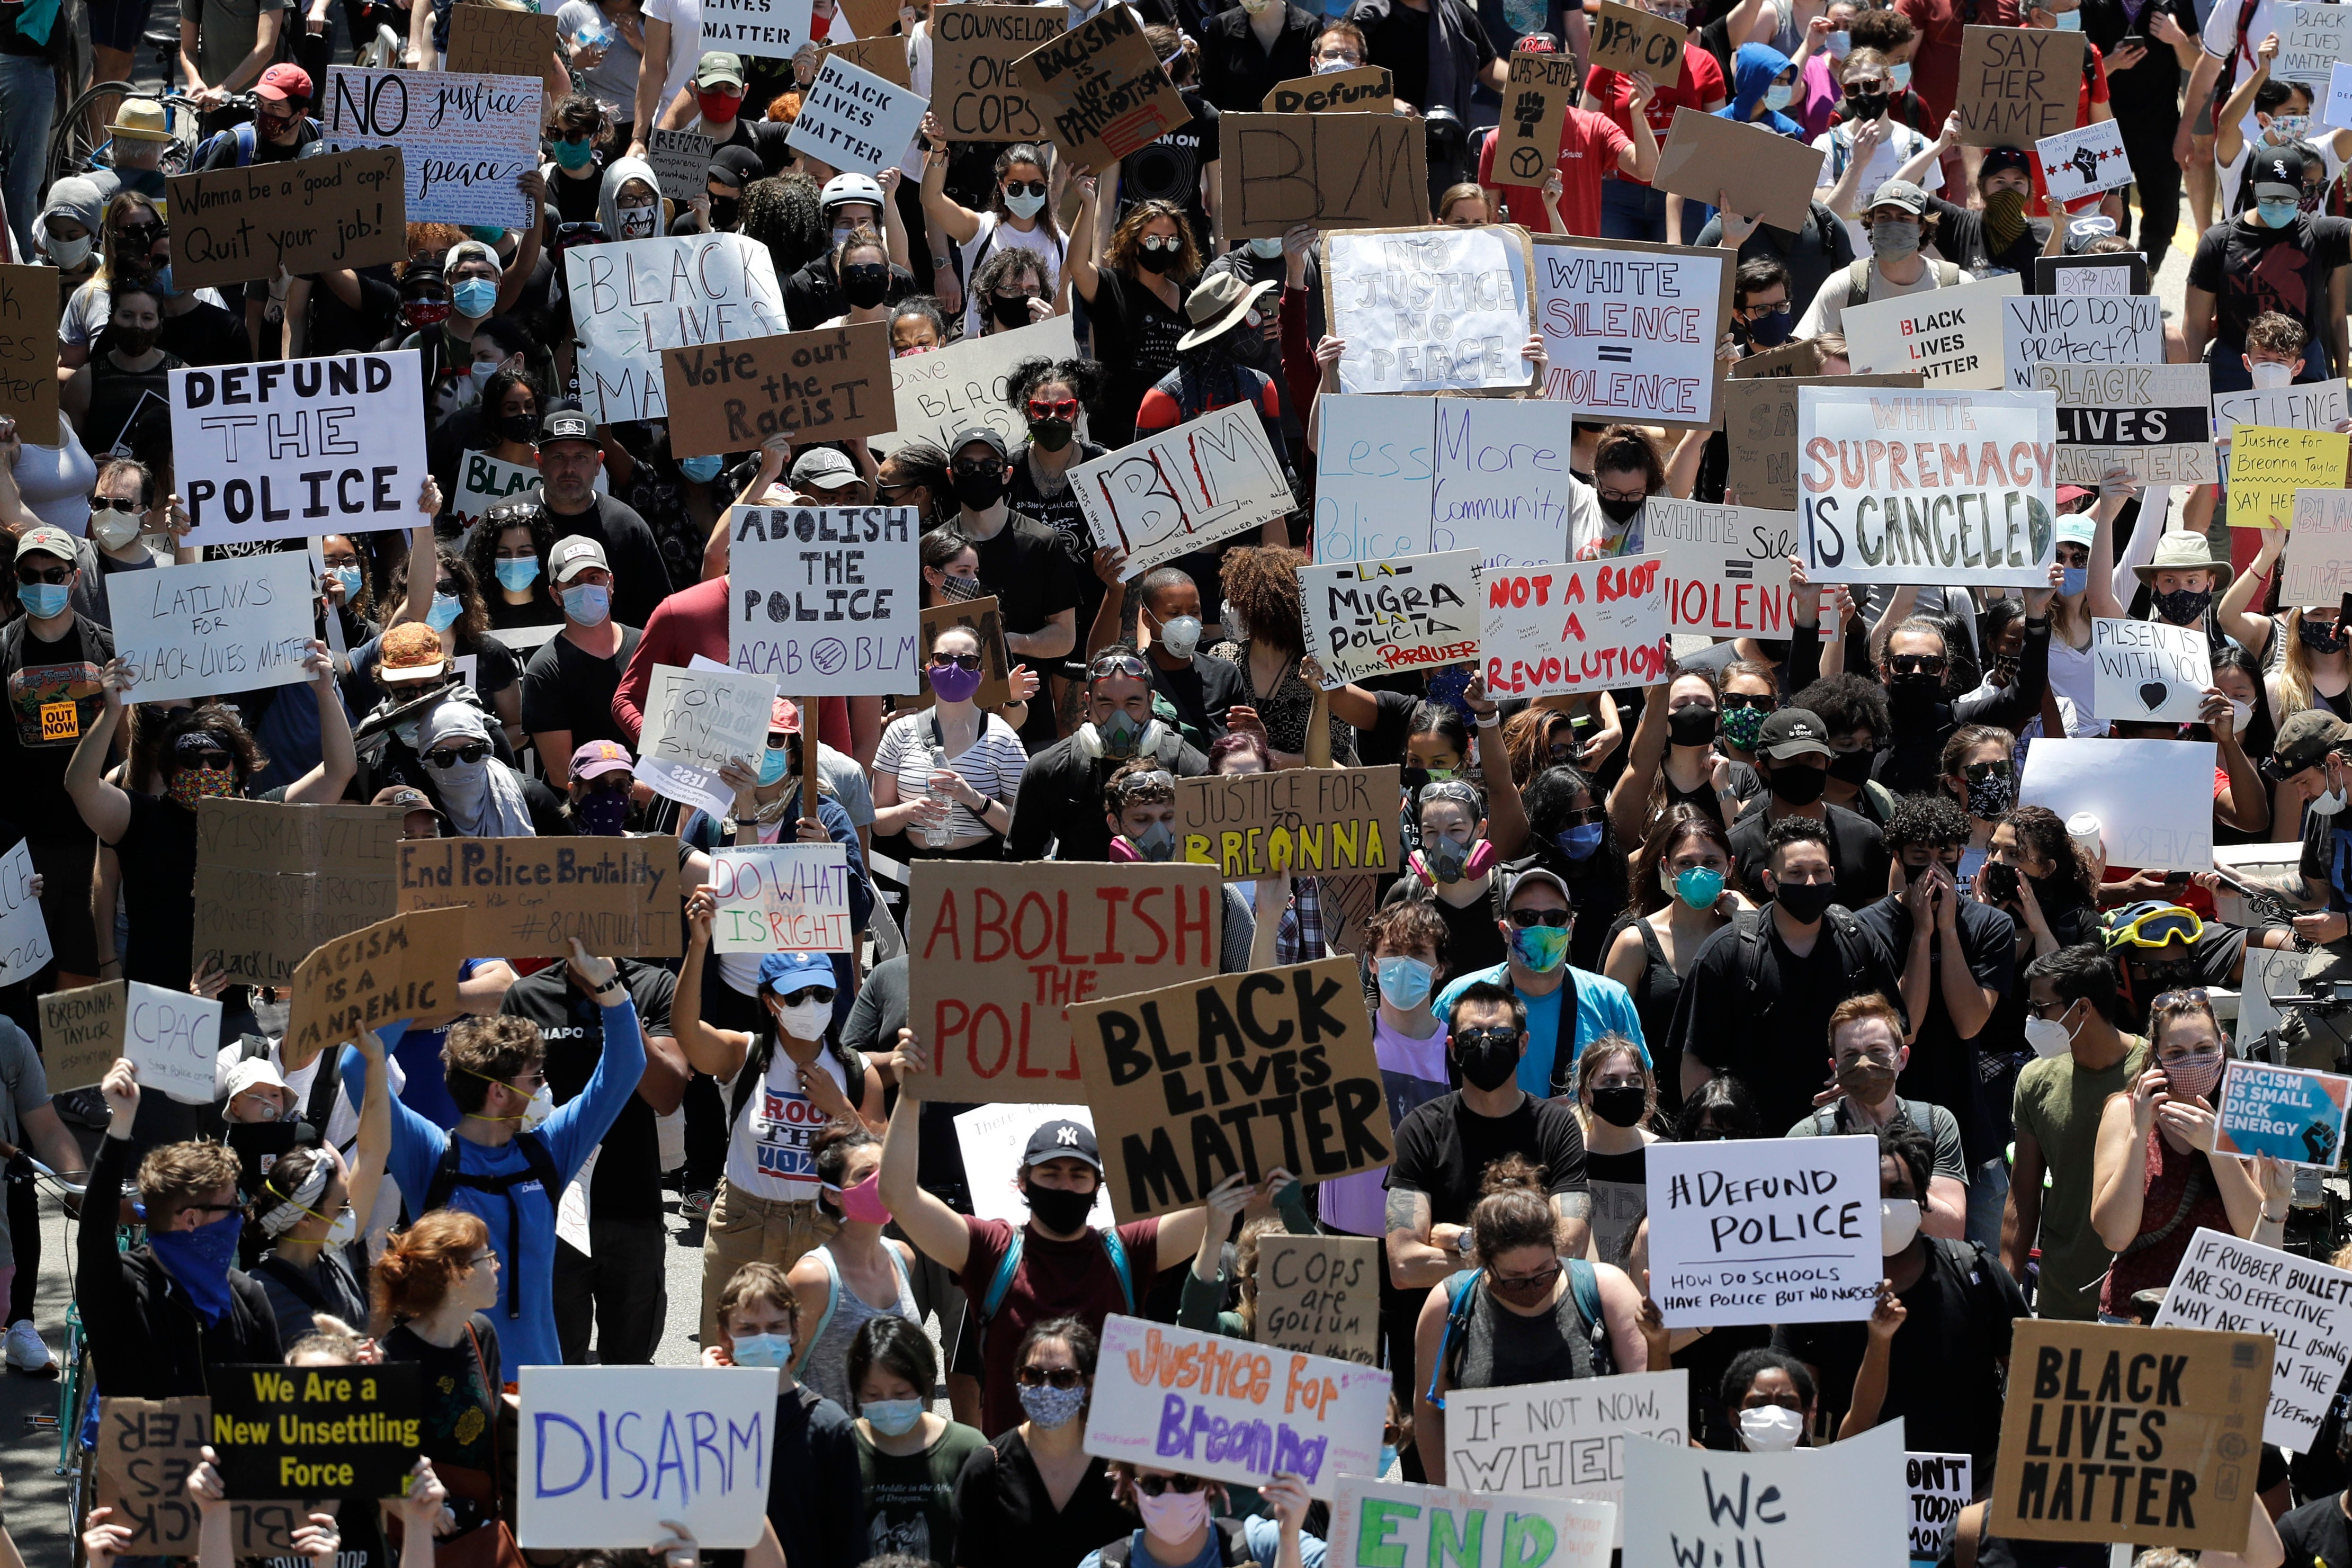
1022, 1177, 1096, 1234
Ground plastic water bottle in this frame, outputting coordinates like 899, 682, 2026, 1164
923, 744, 954, 848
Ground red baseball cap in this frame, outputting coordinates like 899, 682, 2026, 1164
255, 64, 313, 101
768, 696, 802, 736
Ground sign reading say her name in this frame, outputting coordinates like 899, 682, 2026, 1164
567, 234, 790, 424
1841, 272, 2023, 389
1796, 384, 2058, 588
2002, 294, 2163, 391
2037, 363, 2216, 485
1175, 766, 1403, 881
2227, 424, 2350, 528
932, 4, 1066, 140
2019, 736, 2216, 871
2284, 489, 2352, 602
1624, 1423, 1909, 1568
1645, 1133, 1880, 1328
111, 554, 317, 704
786, 53, 927, 178
1329, 1477, 1614, 1568
2091, 617, 2211, 724
1444, 1371, 1687, 1547
517, 1366, 781, 1547
712, 844, 854, 954
1075, 405, 1296, 578
1014, 3, 1183, 167
165, 148, 407, 290
2154, 1227, 2352, 1450
1325, 226, 1534, 394
698, 0, 815, 58
1644, 497, 1803, 638
171, 354, 429, 548
728, 505, 919, 693
1298, 551, 1479, 685
322, 68, 542, 227
1256, 1235, 1379, 1364
637, 663, 779, 819
1534, 236, 1730, 430
1480, 555, 1671, 699
1084, 1314, 1391, 1500
1954, 26, 2084, 147
890, 315, 1075, 454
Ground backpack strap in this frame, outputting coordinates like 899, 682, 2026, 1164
1565, 1257, 1612, 1376
1848, 255, 1872, 303
1099, 1226, 1135, 1313
419, 1131, 561, 1322
728, 1033, 776, 1130
978, 1224, 1131, 1321
1425, 1267, 1484, 1411
806, 1246, 845, 1360
1933, 259, 1961, 286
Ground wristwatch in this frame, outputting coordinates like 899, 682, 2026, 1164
1453, 1229, 1472, 1256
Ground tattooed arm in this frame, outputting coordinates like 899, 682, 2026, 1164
1553, 1190, 1594, 1265
1385, 1187, 1465, 1291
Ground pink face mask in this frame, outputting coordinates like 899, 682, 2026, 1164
1135, 1486, 1213, 1543
829, 1169, 891, 1225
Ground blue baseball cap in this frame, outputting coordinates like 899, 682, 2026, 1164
757, 952, 836, 997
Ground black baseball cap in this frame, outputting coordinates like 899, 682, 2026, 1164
951, 426, 1009, 463
540, 408, 595, 445
1022, 1119, 1103, 1172
1757, 707, 1834, 760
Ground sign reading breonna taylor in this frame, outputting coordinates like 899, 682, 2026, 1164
171, 353, 429, 549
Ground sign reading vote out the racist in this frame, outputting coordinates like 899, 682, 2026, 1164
2213, 1059, 2351, 1168
2091, 617, 2212, 724
1175, 765, 1403, 881
1326, 226, 1534, 396
2037, 363, 2216, 485
321, 68, 542, 227
397, 836, 683, 958
728, 505, 920, 694
171, 354, 427, 548
210, 1361, 421, 1499
1443, 1372, 1687, 1548
1480, 555, 1671, 699
2154, 1228, 2352, 1451
1255, 1234, 1379, 1364
711, 844, 855, 954
785, 53, 927, 179
1223, 114, 1427, 239
1954, 26, 2084, 146
1643, 497, 1804, 638
567, 234, 790, 424
1263, 64, 1393, 112
1624, 1423, 1910, 1568
1533, 236, 1729, 431
1014, 3, 1183, 167
1841, 272, 2023, 389
1645, 1133, 1881, 1328
2002, 294, 2163, 391
663, 322, 897, 455
2020, 736, 2217, 872
1075, 405, 1295, 578
905, 862, 1224, 1104
1328, 1476, 1614, 1568
932, 4, 1066, 141
516, 1366, 782, 1548
2284, 489, 2352, 603
1069, 957, 1391, 1223
111, 553, 317, 705
166, 148, 406, 290
283, 907, 470, 1071
1297, 550, 1480, 686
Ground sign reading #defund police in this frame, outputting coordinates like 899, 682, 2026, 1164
170, 353, 428, 549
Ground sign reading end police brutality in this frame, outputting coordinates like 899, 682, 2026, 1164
1480, 555, 1670, 699
1645, 1133, 1882, 1328
728, 506, 919, 694
171, 354, 427, 549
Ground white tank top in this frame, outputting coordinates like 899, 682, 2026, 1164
725, 1044, 850, 1202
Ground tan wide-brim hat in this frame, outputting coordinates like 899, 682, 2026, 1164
2132, 530, 2235, 589
1176, 274, 1277, 353
108, 98, 175, 142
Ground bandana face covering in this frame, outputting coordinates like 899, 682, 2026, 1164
1509, 922, 1571, 972
1019, 1380, 1087, 1428
149, 1210, 242, 1323
1966, 769, 2016, 819
1982, 187, 2028, 249
2154, 587, 2213, 625
1720, 704, 1767, 751
576, 787, 630, 835
169, 765, 238, 809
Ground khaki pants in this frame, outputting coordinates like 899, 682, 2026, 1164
700, 1180, 834, 1347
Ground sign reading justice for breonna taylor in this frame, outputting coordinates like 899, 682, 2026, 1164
170, 354, 430, 549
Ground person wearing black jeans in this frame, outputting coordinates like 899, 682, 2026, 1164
2082, 0, 2202, 274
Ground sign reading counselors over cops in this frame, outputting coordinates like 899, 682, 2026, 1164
932, 4, 1066, 141
785, 52, 927, 179
2154, 1227, 2352, 1451
1645, 1133, 1881, 1329
1533, 235, 1731, 431
1328, 1476, 1614, 1568
1298, 550, 1480, 685
567, 234, 790, 425
727, 505, 920, 693
1643, 497, 1805, 638
1480, 555, 1671, 699
171, 354, 428, 549
321, 68, 542, 228
1327, 226, 1535, 395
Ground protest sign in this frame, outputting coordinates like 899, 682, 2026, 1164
728, 505, 920, 692
1480, 555, 1671, 699
1991, 1319, 2270, 1551
1070, 956, 1389, 1221
126, 983, 223, 1104
1796, 384, 2058, 588
1908, 1454, 1972, 1568
2333, 60, 2352, 131
1644, 497, 1804, 638
2091, 617, 2213, 724
1311, 395, 1437, 563
1084, 1313, 1390, 1499
712, 844, 855, 954
890, 314, 1075, 453
2279, 3, 2352, 85
2213, 1059, 2350, 1168
1591, 1179, 1647, 1264
1298, 550, 1480, 684
1645, 1133, 1880, 1328
1624, 1421, 1908, 1568
1074, 405, 1296, 577
645, 128, 717, 201
2235, 943, 2306, 1053
1311, 397, 1581, 568
192, 799, 404, 988
814, 34, 912, 87
171, 354, 428, 548
109, 553, 317, 704
1223, 113, 1428, 238
787, 52, 927, 178
2215, 379, 2350, 486
322, 68, 541, 227
2035, 252, 2151, 296
1533, 235, 1731, 429
1329, 1477, 1614, 1568
2020, 736, 2216, 871
933, 4, 1066, 140
0, 265, 60, 445
663, 322, 896, 455
1722, 371, 1922, 509
1327, 225, 1535, 395
699, 0, 815, 57
396, 836, 683, 957
446, 4, 558, 72
2154, 1227, 2352, 1451
1263, 64, 1393, 112
839, 0, 899, 40
210, 1362, 421, 1499
1589, 0, 1689, 73
517, 1366, 781, 1547
1256, 1234, 1379, 1363
98, 1397, 321, 1555
1175, 765, 1403, 880
2285, 489, 2352, 603
1013, 3, 1183, 166
1444, 1371, 1687, 1546
1729, 337, 1826, 380
636, 661, 780, 818
905, 862, 1224, 1103
1497, 50, 1582, 184
163, 147, 408, 291
2228, 424, 2349, 528
2035, 119, 2134, 201
1841, 271, 2023, 389
1652, 107, 1827, 230
0, 841, 49, 986
2001, 293, 2163, 391
955, 1104, 1111, 1225
1955, 26, 2083, 146
39, 982, 121, 1094
446, 447, 592, 534
898, 596, 1013, 708
283, 907, 471, 1070
568, 234, 790, 424
2037, 363, 2216, 485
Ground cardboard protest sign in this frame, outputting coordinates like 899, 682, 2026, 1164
786, 52, 928, 178
2001, 293, 2162, 392
517, 1366, 781, 1546
905, 862, 1224, 1103
644, 128, 717, 202
109, 553, 317, 704
1796, 384, 2058, 588
446, 4, 558, 73
0, 265, 60, 445
1644, 497, 1805, 638
2285, 489, 2352, 603
210, 1362, 421, 1499
1263, 63, 1392, 113
1223, 113, 1428, 239
166, 148, 407, 290
1443, 1371, 1687, 1546
898, 596, 1014, 709
663, 322, 895, 455
2154, 1227, 2352, 1451
1329, 1476, 1614, 1568
192, 799, 404, 987
814, 34, 913, 87
954, 1103, 1112, 1225
2279, 3, 2352, 85
635, 661, 780, 818
2092, 617, 2212, 725
1645, 1133, 1881, 1328
283, 907, 471, 1071
1729, 337, 1826, 380
1256, 1234, 1378, 1364
1652, 106, 1827, 230
1074, 405, 1296, 578
699, 0, 815, 57
2228, 424, 2349, 528
1908, 1453, 1972, 1568
1175, 765, 1405, 880
1013, 3, 1183, 166
932, 4, 1066, 140
568, 234, 790, 424
171, 354, 428, 549
2035, 119, 2133, 200
2035, 251, 2151, 296
1480, 555, 1671, 699
396, 836, 683, 957
1588, 0, 1689, 74
1955, 26, 2083, 147
1841, 271, 2023, 389
1534, 234, 1732, 431
1084, 1313, 1390, 1499
1069, 957, 1390, 1221
126, 983, 223, 1104
1624, 1421, 1908, 1568
2234, 944, 2308, 1054
728, 505, 920, 693
1722, 371, 1922, 509
1991, 1318, 2270, 1551
2020, 736, 2216, 871
890, 314, 1075, 453
0, 841, 50, 985
838, 0, 899, 40
98, 1397, 320, 1556
1327, 225, 1535, 395
1298, 550, 1480, 685
711, 844, 855, 953
1497, 50, 1582, 184
322, 68, 541, 227
39, 982, 122, 1095
2213, 1059, 2350, 1168
2037, 363, 2216, 485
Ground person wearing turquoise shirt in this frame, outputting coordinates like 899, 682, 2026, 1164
1431, 866, 1647, 1098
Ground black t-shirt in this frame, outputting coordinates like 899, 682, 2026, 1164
0, 615, 112, 837
2278, 1493, 2352, 1567
1370, 3, 1429, 111
159, 299, 252, 366
549, 164, 606, 228
2081, 0, 2199, 120
520, 625, 641, 750
968, 510, 1082, 749
1387, 1089, 1590, 1226
1149, 651, 1246, 745
1727, 800, 1891, 913
1085, 270, 1189, 449
2188, 211, 2352, 361
1352, 684, 1425, 770
305, 263, 399, 358
1006, 440, 1108, 558
487, 590, 564, 634
1925, 192, 2049, 278
114, 790, 204, 991
499, 959, 676, 1220
525, 490, 674, 631
1117, 87, 1220, 257
1856, 891, 2016, 1162
1429, 886, 1507, 976
951, 1429, 1137, 1568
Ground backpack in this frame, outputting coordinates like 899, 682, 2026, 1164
194, 117, 317, 169
1425, 1261, 1607, 1410
1101, 1518, 1251, 1568
420, 1131, 562, 1322
1724, 906, 1899, 1032
1847, 254, 1961, 306
803, 1242, 915, 1353
975, 1225, 1135, 1322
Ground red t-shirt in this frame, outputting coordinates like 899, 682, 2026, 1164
1582, 47, 1727, 189
1895, 0, 2024, 121
2027, 45, 2114, 214
956, 1214, 1162, 1437
1477, 109, 1633, 235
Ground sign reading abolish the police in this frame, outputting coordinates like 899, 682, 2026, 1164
728, 505, 920, 693
1175, 765, 1403, 881
170, 354, 428, 548
1069, 957, 1391, 1224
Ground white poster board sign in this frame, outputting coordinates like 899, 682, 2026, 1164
1480, 555, 1670, 700
2282, 5, 2352, 86
786, 53, 926, 178
2152, 1227, 2352, 1451
2037, 362, 2217, 486
1312, 394, 1437, 565
1841, 272, 2023, 389
0, 841, 51, 984
1298, 549, 1479, 687
637, 662, 780, 820
170, 355, 428, 548
1074, 405, 1295, 578
516, 1366, 782, 1548
2332, 60, 2352, 132
1645, 1133, 1880, 1329
890, 315, 1076, 456
1622, 1422, 1908, 1568
127, 982, 223, 1105
1327, 227, 1534, 395
566, 234, 790, 424
2034, 119, 2134, 201
322, 68, 543, 227
1442, 1371, 1687, 1548
1534, 238, 1728, 428
953, 1103, 1110, 1227
2001, 293, 2163, 392
1310, 397, 1581, 570
2235, 942, 2308, 1052
711, 844, 855, 953
2284, 488, 2352, 604
2213, 379, 2350, 485
1907, 1453, 1973, 1567
451, 449, 547, 534
2019, 736, 2217, 871
1328, 1476, 1614, 1568
109, 554, 318, 705
2090, 617, 2212, 725
697, 0, 815, 57
1643, 497, 1804, 638
727, 505, 921, 694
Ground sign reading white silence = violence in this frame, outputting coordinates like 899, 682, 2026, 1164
170, 354, 428, 549
1533, 235, 1730, 432
1296, 550, 1479, 688
1642, 497, 1804, 639
111, 553, 318, 705
320, 68, 542, 228
727, 505, 920, 694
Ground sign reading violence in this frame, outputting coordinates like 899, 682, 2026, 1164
165, 148, 406, 291
170, 353, 428, 549
1326, 225, 1534, 395
1442, 1371, 1688, 1547
1533, 236, 1730, 429
1297, 550, 1480, 685
1175, 765, 1403, 880
1645, 1133, 1881, 1328
397, 837, 683, 957
2153, 1228, 2352, 1451
662, 322, 897, 455
1479, 555, 1670, 698
1328, 1476, 1614, 1568
1643, 497, 1804, 637
728, 505, 920, 692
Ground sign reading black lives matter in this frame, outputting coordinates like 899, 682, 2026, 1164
170, 354, 428, 549
321, 68, 542, 228
699, 0, 813, 58
785, 53, 927, 180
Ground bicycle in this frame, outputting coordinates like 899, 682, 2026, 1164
42, 84, 247, 207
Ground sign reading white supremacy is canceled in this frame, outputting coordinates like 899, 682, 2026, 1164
2152, 1228, 2352, 1451
1075, 405, 1295, 578
1325, 226, 1534, 395
1645, 1133, 1881, 1329
171, 354, 428, 548
1533, 236, 1730, 431
728, 506, 920, 693
1443, 1371, 1687, 1548
516, 1366, 781, 1548
110, 554, 318, 704
1298, 550, 1479, 686
2020, 736, 2216, 871
321, 68, 542, 227
1479, 555, 1670, 700
566, 235, 790, 424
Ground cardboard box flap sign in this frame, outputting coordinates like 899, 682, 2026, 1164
1013, 3, 1185, 167
1588, 0, 1689, 73
1956, 25, 2085, 147
1496, 50, 1581, 185
661, 321, 898, 456
1262, 64, 1392, 113
1652, 106, 1827, 231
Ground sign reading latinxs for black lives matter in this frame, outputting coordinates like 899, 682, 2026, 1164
170, 354, 428, 549
727, 505, 920, 694
321, 68, 542, 228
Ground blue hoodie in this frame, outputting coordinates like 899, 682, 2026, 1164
1719, 42, 1805, 141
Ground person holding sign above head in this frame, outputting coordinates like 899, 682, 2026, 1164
1474, 38, 1656, 237
918, 135, 1068, 340
2217, 527, 2351, 742
1079, 1467, 1321, 1568
1809, 48, 1943, 253
2211, 34, 2350, 223
1068, 182, 1199, 451
1855, 569, 2059, 798
2133, 529, 2236, 653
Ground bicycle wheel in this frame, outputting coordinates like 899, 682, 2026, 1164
46, 79, 137, 196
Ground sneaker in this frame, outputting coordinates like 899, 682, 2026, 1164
682, 1189, 714, 1219
53, 1088, 108, 1130
5, 1321, 57, 1378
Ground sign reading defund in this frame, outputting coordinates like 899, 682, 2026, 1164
1645, 1134, 1881, 1329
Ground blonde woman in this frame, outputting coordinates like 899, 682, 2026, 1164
2222, 527, 2349, 732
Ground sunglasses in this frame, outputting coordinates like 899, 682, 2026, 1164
1454, 1025, 1523, 1053
1018, 1365, 1085, 1388
930, 651, 985, 671
115, 222, 165, 246
1718, 692, 1772, 711
1963, 760, 2013, 783
1027, 397, 1080, 420
1888, 653, 1946, 676
1140, 234, 1183, 253
1508, 907, 1571, 928
1004, 179, 1047, 198
1490, 1262, 1563, 1297
1558, 805, 1606, 827
1113, 769, 1175, 796
1134, 1475, 1206, 1497
777, 985, 838, 1006
89, 495, 142, 514
15, 566, 70, 586
180, 747, 232, 769
2150, 988, 2212, 1012
434, 580, 462, 596
424, 741, 493, 768
1317, 49, 1361, 62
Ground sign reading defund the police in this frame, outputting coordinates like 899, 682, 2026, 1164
1796, 384, 2058, 588
1443, 1372, 1687, 1549
727, 505, 920, 695
1328, 1477, 1615, 1568
1645, 1133, 1881, 1329
170, 354, 428, 549
2153, 1228, 2352, 1452
517, 1366, 781, 1548
1622, 1421, 1909, 1568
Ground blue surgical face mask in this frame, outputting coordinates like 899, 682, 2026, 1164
731, 1331, 793, 1368
471, 360, 500, 385
18, 582, 69, 619
2049, 7, 2080, 27
681, 452, 725, 482
1247, 236, 1284, 258
562, 582, 611, 626
426, 593, 463, 631
1825, 28, 1849, 54
757, 744, 791, 785
494, 557, 540, 591
863, 1397, 925, 1436
1554, 823, 1604, 861
328, 564, 362, 600
1376, 955, 1436, 1010
451, 277, 498, 318
2260, 198, 2302, 229
1765, 83, 1794, 111
1673, 866, 1727, 910
2060, 565, 2087, 597
1004, 190, 1047, 220
149, 263, 178, 298
1889, 61, 1911, 90
1379, 1444, 1400, 1475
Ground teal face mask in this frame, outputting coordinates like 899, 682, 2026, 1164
1509, 922, 1571, 973
2259, 199, 2302, 229
494, 557, 540, 590
554, 136, 597, 170
426, 593, 463, 631
1674, 866, 1727, 910
757, 745, 791, 785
